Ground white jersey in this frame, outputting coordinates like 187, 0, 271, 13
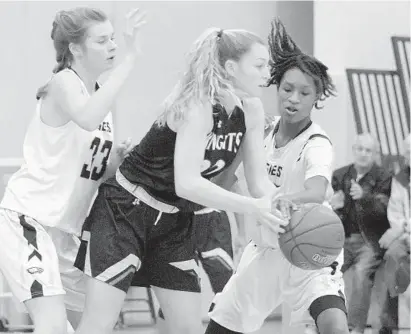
254, 117, 334, 248
1, 68, 114, 236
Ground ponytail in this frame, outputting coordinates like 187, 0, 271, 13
157, 28, 233, 126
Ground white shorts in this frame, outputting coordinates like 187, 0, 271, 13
0, 209, 86, 312
209, 242, 345, 333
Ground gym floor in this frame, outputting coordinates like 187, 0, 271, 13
114, 322, 411, 334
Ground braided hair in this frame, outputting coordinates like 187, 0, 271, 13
267, 19, 336, 109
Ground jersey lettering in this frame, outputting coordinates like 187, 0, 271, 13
267, 163, 283, 188
267, 163, 282, 177
205, 132, 243, 153
80, 137, 113, 181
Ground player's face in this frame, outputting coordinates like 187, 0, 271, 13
80, 20, 117, 74
229, 43, 270, 98
277, 68, 317, 123
353, 136, 378, 168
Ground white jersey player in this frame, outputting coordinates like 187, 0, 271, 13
0, 7, 146, 334
205, 19, 350, 334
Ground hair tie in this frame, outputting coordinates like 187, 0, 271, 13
217, 29, 224, 40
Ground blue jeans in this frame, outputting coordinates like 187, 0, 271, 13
342, 233, 384, 332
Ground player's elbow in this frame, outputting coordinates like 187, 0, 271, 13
73, 117, 100, 132
69, 107, 103, 131
311, 189, 327, 204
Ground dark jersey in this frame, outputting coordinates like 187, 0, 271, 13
119, 104, 246, 211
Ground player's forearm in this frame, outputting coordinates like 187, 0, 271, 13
176, 177, 259, 214
281, 188, 326, 206
81, 55, 137, 130
247, 177, 276, 199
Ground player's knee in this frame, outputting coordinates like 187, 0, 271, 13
28, 298, 68, 334
158, 306, 201, 333
33, 317, 67, 334
309, 295, 348, 334
316, 307, 349, 334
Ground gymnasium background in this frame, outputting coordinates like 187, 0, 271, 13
0, 0, 409, 330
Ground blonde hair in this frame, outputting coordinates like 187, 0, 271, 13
156, 27, 265, 126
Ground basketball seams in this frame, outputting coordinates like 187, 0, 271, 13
287, 205, 322, 269
282, 204, 335, 243
281, 222, 342, 244
280, 204, 343, 270
287, 204, 319, 233
292, 243, 342, 250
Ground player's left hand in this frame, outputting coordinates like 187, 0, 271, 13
273, 196, 298, 221
350, 179, 364, 200
116, 137, 133, 159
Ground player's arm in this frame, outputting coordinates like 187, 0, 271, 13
174, 102, 272, 218
241, 98, 276, 198
49, 54, 137, 131
211, 149, 243, 191
279, 138, 333, 208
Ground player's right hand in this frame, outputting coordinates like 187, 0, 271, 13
253, 196, 288, 234
123, 8, 147, 57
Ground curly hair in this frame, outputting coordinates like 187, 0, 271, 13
267, 19, 336, 109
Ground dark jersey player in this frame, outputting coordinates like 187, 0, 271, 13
73, 28, 286, 334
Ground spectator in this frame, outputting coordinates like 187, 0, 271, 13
330, 133, 393, 334
377, 134, 410, 334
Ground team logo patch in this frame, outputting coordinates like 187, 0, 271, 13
27, 267, 44, 274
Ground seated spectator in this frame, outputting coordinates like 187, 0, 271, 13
330, 133, 393, 334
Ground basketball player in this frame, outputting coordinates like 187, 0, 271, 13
0, 7, 146, 334
73, 28, 287, 334
205, 19, 350, 334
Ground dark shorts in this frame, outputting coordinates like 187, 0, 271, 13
194, 210, 233, 259
194, 210, 234, 293
75, 175, 201, 293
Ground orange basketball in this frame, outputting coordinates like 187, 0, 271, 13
278, 203, 345, 270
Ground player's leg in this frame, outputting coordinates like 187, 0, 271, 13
137, 210, 204, 334
157, 210, 234, 334
24, 295, 68, 334
197, 211, 234, 293
206, 242, 282, 334
75, 277, 127, 334
73, 183, 147, 334
0, 209, 68, 334
46, 227, 87, 330
315, 307, 348, 334
153, 287, 203, 334
349, 241, 383, 333
205, 319, 242, 334
284, 251, 349, 334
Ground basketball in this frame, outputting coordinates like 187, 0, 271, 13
278, 203, 345, 270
